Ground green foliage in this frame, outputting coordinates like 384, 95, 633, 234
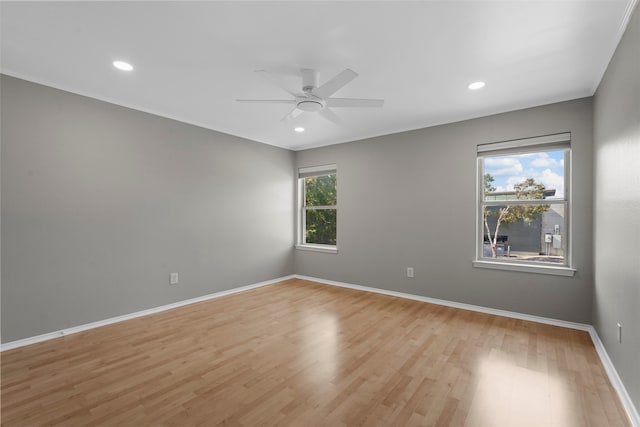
487, 178, 549, 225
483, 173, 496, 194
305, 174, 337, 206
305, 209, 336, 245
304, 174, 337, 245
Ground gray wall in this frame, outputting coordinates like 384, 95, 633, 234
295, 97, 594, 323
593, 3, 640, 414
1, 75, 295, 343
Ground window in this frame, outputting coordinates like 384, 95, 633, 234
474, 133, 574, 275
297, 164, 337, 253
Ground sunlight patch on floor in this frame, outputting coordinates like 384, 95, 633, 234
466, 349, 579, 427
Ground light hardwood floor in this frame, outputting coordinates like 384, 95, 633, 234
1, 278, 630, 426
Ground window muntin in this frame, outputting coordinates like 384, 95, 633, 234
298, 165, 337, 248
477, 134, 570, 268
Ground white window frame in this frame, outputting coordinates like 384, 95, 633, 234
473, 133, 575, 276
296, 164, 338, 254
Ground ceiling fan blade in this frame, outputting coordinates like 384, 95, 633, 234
255, 70, 298, 97
326, 98, 384, 108
315, 69, 358, 98
236, 99, 296, 104
281, 107, 304, 122
319, 108, 342, 125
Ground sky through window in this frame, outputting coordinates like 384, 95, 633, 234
484, 150, 565, 198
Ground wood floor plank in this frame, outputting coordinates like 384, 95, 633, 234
1, 278, 630, 426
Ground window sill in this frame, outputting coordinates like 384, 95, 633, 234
472, 260, 575, 276
295, 244, 338, 254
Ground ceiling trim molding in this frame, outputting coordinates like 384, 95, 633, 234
591, 0, 639, 94
618, 0, 639, 41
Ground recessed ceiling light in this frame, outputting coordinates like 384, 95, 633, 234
113, 60, 133, 71
468, 81, 485, 90
294, 127, 305, 133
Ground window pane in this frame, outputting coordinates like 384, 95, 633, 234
482, 203, 565, 263
305, 174, 337, 206
305, 209, 336, 245
483, 150, 565, 200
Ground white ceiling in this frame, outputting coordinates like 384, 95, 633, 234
1, 1, 636, 150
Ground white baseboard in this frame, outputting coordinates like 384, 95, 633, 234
293, 274, 639, 427
589, 328, 640, 427
0, 274, 295, 352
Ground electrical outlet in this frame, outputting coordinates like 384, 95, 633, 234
617, 323, 622, 343
170, 272, 179, 285
407, 267, 414, 278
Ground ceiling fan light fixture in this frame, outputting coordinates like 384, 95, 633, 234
113, 60, 133, 71
468, 81, 485, 90
297, 100, 324, 112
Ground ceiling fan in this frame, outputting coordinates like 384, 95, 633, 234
236, 68, 384, 123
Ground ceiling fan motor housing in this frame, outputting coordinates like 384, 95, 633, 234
301, 68, 319, 93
